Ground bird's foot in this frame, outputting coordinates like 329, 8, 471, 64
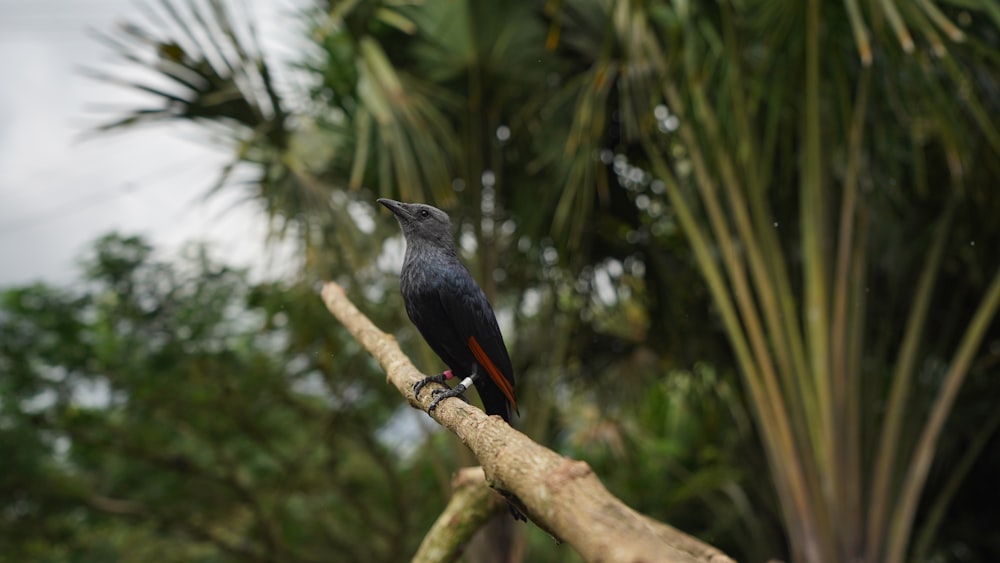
427, 381, 468, 413
413, 370, 453, 397
500, 491, 528, 522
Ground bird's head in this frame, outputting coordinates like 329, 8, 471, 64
377, 198, 455, 251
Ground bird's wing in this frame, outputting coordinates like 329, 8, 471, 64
437, 266, 518, 416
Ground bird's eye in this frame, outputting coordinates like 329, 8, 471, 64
419, 209, 431, 218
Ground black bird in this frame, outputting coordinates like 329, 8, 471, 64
378, 198, 519, 424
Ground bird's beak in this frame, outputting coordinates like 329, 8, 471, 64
377, 198, 410, 220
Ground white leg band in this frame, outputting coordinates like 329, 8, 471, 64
459, 376, 475, 389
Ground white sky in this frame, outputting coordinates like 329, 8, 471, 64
0, 0, 307, 287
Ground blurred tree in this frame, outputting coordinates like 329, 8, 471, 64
0, 233, 452, 562
75, 0, 1000, 561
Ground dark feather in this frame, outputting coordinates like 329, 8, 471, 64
380, 198, 518, 423
438, 264, 517, 421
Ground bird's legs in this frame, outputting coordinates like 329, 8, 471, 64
418, 368, 479, 413
413, 369, 454, 398
428, 370, 478, 412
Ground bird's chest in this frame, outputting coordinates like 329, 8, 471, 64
400, 265, 448, 324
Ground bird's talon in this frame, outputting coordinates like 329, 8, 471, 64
413, 381, 428, 397
427, 397, 443, 412
414, 372, 449, 397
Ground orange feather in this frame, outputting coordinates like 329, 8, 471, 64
468, 336, 519, 415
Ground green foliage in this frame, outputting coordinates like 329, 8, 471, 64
562, 364, 784, 562
0, 234, 453, 562
65, 0, 1000, 561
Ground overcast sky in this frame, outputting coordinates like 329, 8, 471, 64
0, 0, 306, 287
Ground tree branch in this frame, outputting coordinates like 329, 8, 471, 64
413, 466, 506, 563
320, 282, 735, 563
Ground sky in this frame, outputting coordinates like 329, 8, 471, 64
0, 0, 306, 287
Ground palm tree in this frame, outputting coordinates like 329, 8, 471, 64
547, 1, 1000, 561
93, 0, 1000, 561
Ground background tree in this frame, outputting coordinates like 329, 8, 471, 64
3, 0, 999, 561
0, 234, 458, 561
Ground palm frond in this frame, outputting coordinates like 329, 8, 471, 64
90, 0, 287, 140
